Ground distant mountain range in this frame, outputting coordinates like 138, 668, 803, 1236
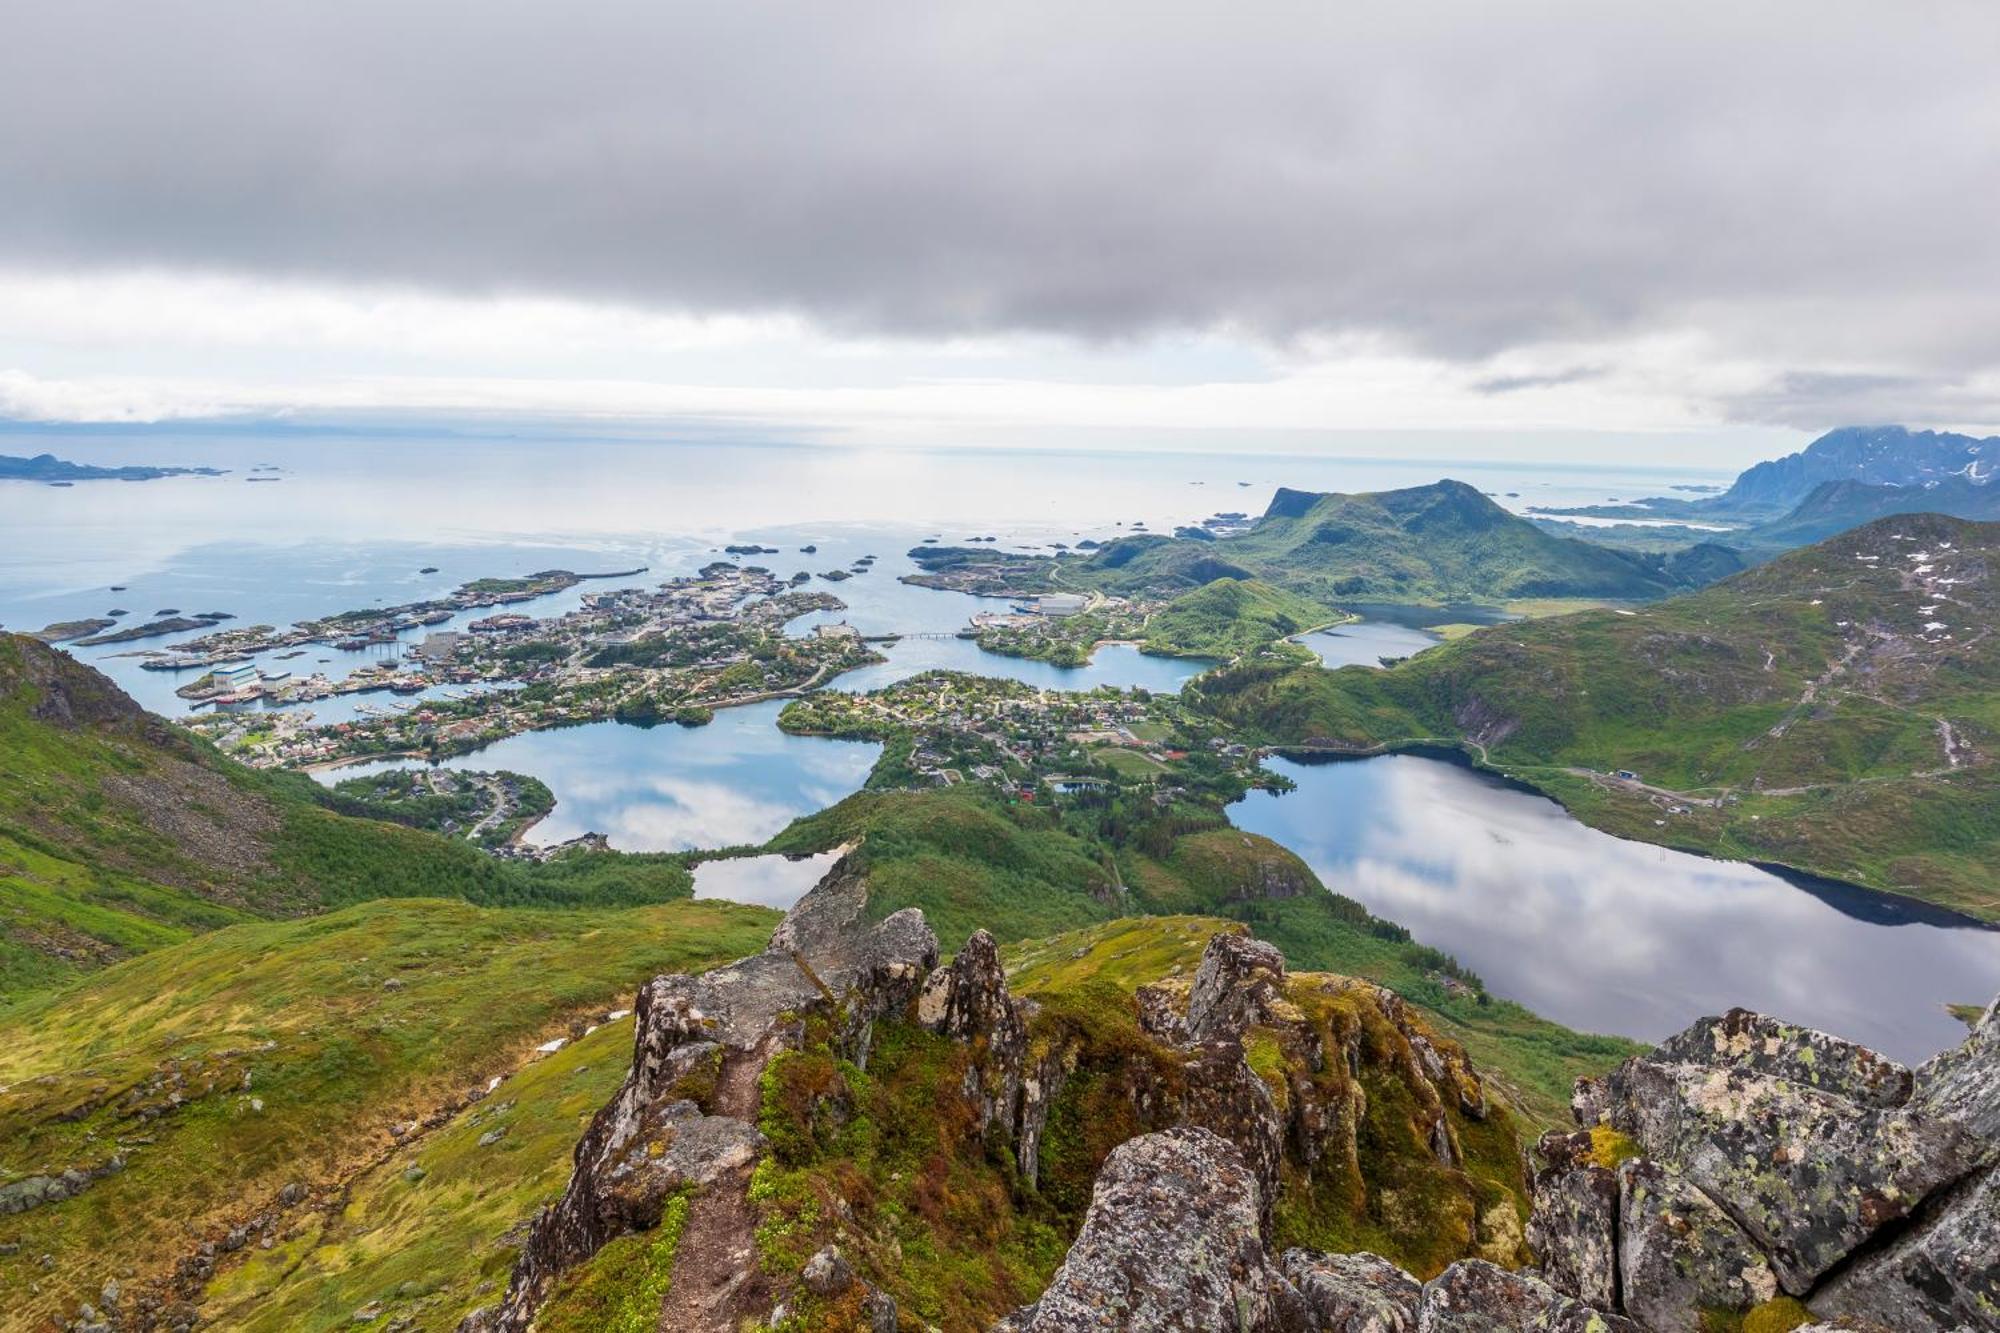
0, 451, 223, 482
1535, 425, 1999, 526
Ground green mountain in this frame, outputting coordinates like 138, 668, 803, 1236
0, 634, 696, 1000
1193, 512, 2000, 920
1082, 480, 1739, 604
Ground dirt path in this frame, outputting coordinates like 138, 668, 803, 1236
655, 1035, 779, 1331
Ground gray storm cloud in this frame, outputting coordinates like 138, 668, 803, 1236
3, 1, 1998, 383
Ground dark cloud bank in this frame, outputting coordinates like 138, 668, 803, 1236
4, 2, 1999, 422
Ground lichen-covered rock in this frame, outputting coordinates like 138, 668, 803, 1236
1186, 932, 1289, 1043
1414, 1259, 1636, 1333
1283, 1250, 1421, 1333
1176, 1038, 1285, 1230
1524, 1132, 1617, 1309
917, 928, 1028, 1145
1648, 1009, 1911, 1108
997, 1127, 1310, 1332
1616, 1158, 1778, 1333
1910, 990, 2000, 1146
1602, 1018, 1983, 1293
1812, 1161, 1999, 1333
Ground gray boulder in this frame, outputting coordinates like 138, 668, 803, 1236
1414, 1260, 1636, 1333
1617, 1158, 1778, 1333
1186, 932, 1289, 1043
1602, 1016, 1983, 1292
997, 1127, 1310, 1332
1283, 1250, 1422, 1333
1648, 1009, 1911, 1107
1813, 1161, 1998, 1333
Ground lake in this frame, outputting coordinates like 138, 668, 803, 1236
314, 700, 880, 853
1231, 754, 2000, 1062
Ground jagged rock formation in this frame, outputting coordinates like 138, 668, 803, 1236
461, 852, 937, 1333
1000, 994, 2000, 1333
1540, 1001, 2000, 1332
997, 1129, 1622, 1333
916, 927, 1029, 1145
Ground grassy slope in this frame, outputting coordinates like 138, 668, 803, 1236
1193, 513, 2000, 920
767, 787, 1634, 1125
0, 634, 697, 1003
0, 898, 777, 1330
204, 1017, 641, 1332
1077, 480, 1706, 605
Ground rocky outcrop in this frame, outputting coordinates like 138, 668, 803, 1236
995, 1127, 1311, 1332
463, 852, 937, 1333
917, 927, 1029, 1146
997, 1129, 1620, 1333
1129, 932, 1504, 1252
1537, 997, 2000, 1333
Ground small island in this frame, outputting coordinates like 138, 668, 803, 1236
0, 452, 224, 483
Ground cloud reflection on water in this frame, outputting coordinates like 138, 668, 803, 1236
1235, 755, 2000, 1061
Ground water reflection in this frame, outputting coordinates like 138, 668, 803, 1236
692, 849, 845, 909
312, 700, 879, 853
1232, 755, 2000, 1061
1299, 621, 1442, 669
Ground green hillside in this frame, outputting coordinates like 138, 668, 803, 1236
0, 897, 776, 1330
1079, 480, 1736, 604
1140, 577, 1336, 658
1193, 513, 2000, 920
0, 634, 697, 1000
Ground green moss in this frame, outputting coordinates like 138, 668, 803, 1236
1705, 1295, 1814, 1333
535, 1190, 691, 1333
1587, 1124, 1642, 1169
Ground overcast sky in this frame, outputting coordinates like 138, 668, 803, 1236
3, 1, 1998, 463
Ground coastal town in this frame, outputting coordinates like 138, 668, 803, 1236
777, 669, 1272, 807
180, 563, 881, 769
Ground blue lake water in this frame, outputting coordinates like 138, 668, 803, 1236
1232, 754, 2000, 1061
313, 700, 880, 853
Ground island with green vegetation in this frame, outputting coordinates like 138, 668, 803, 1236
324, 767, 557, 848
